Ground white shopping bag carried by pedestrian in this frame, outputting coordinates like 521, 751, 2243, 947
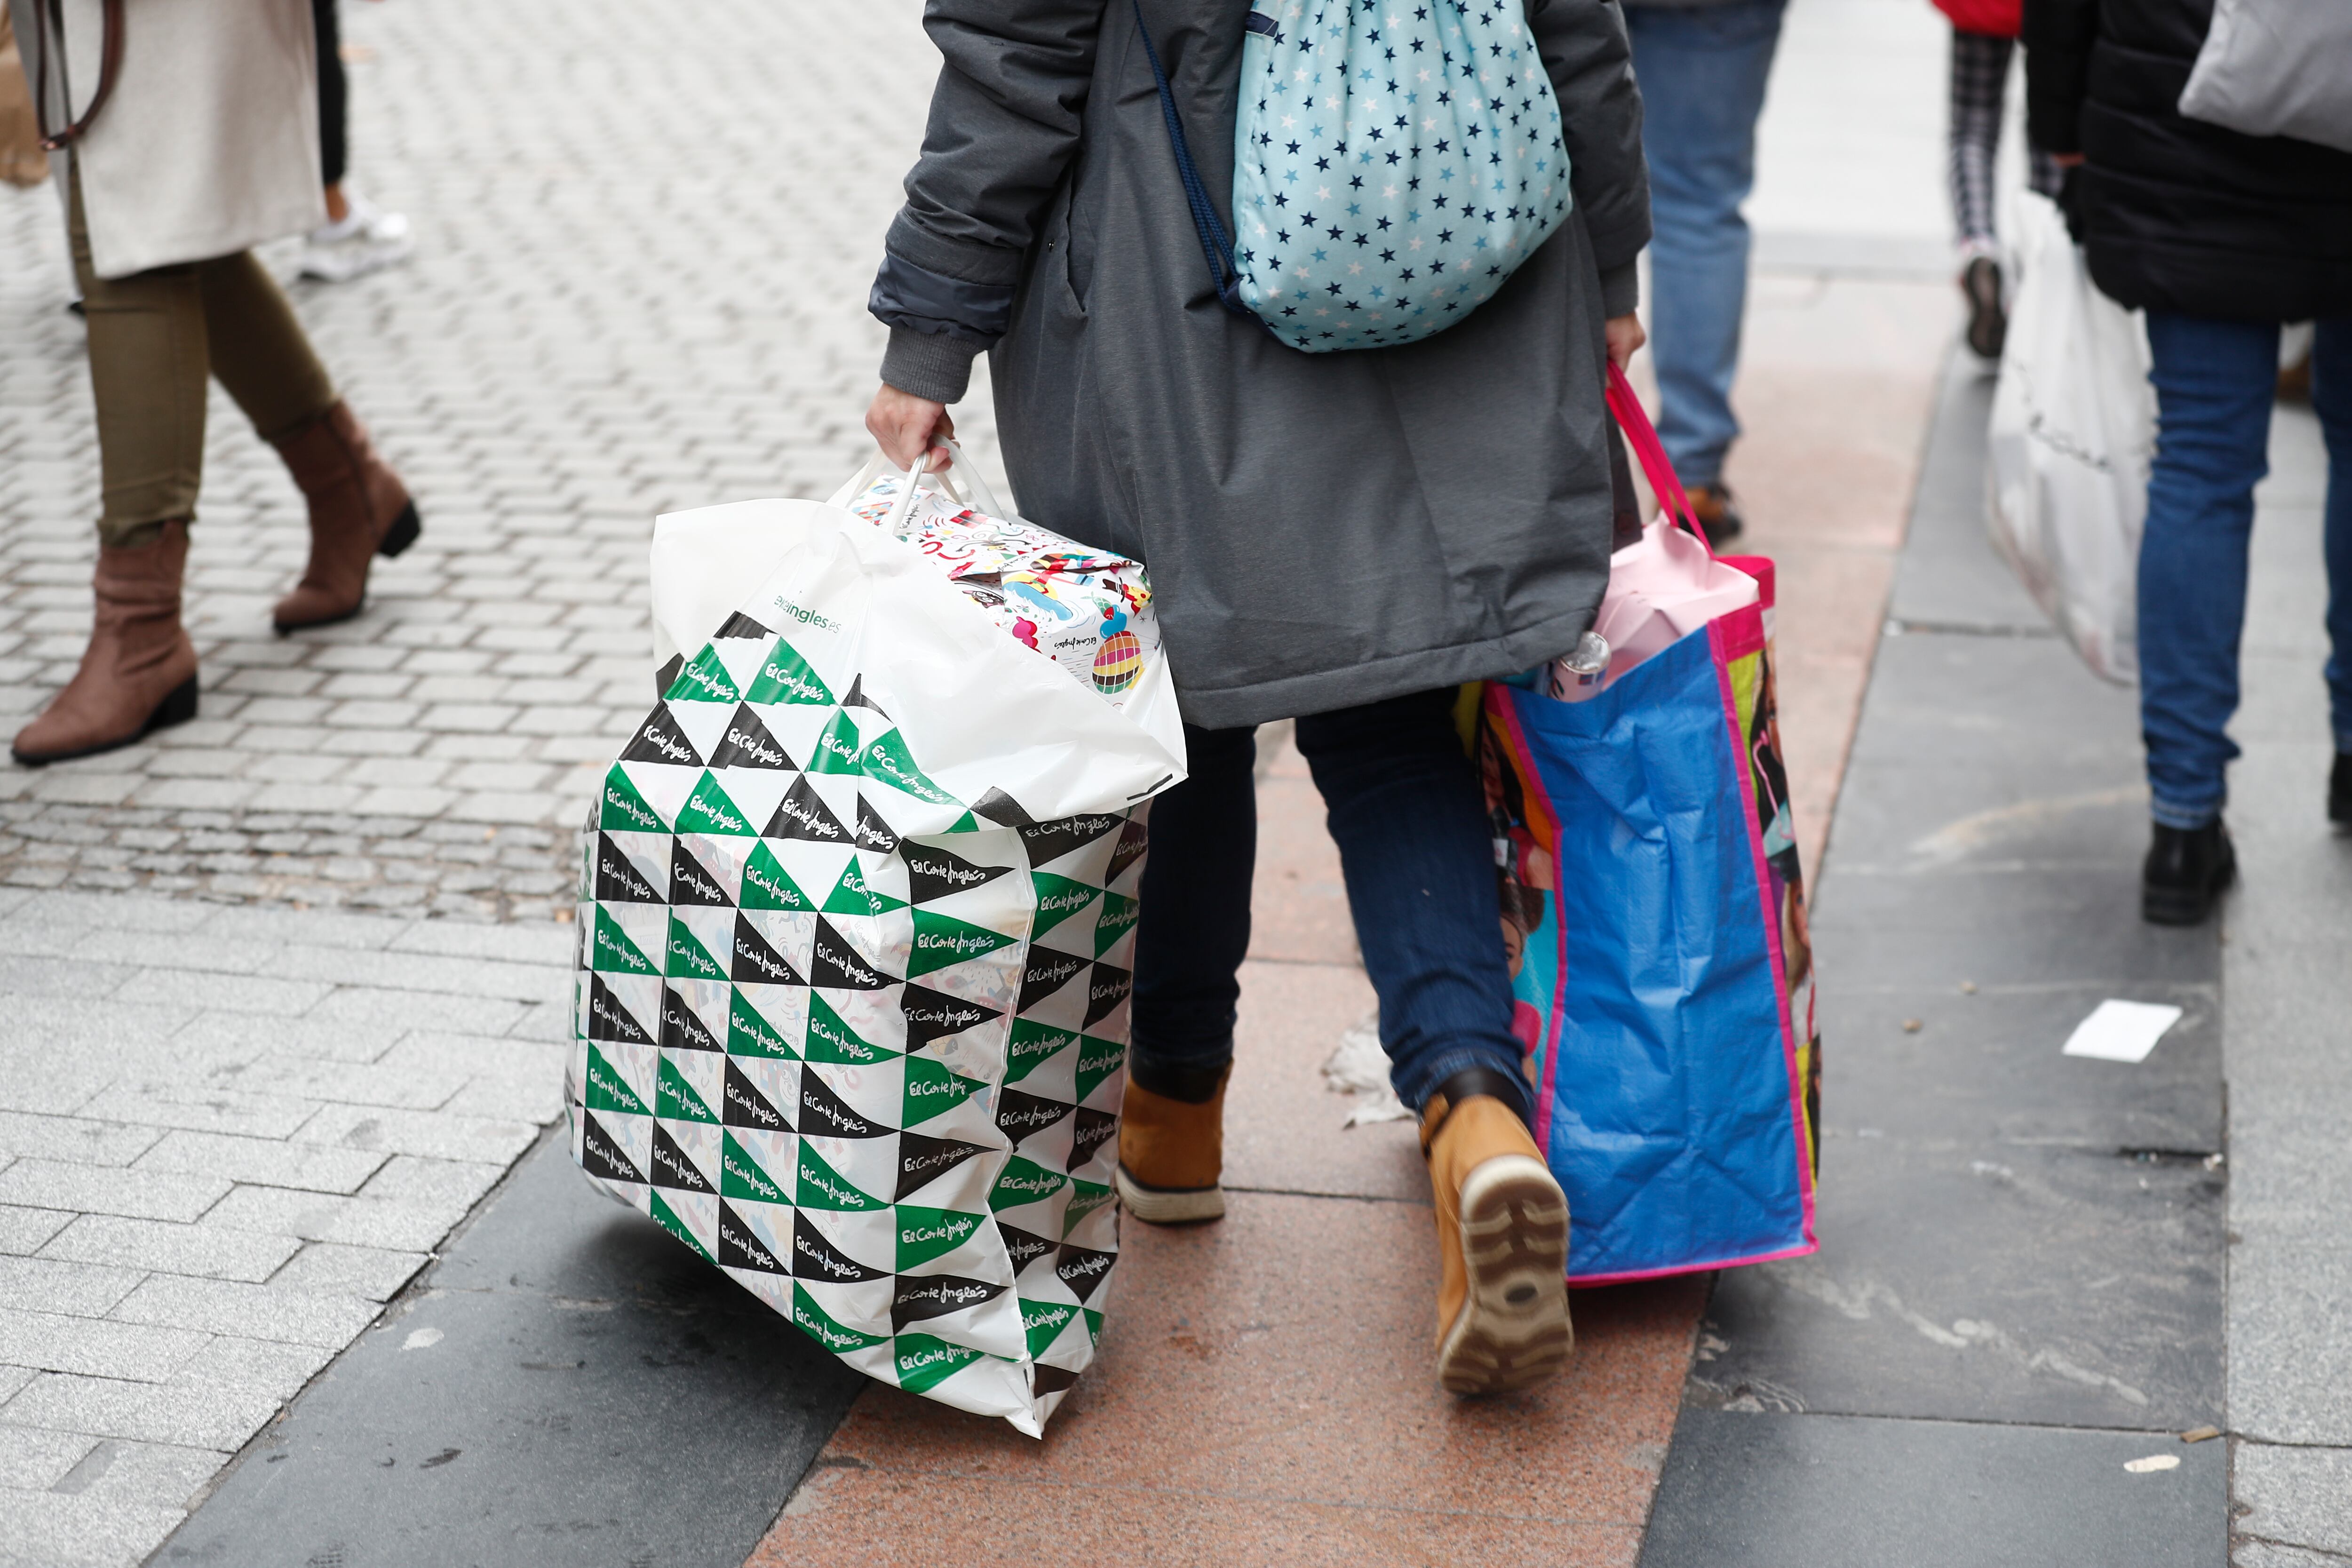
566, 448, 1184, 1435
1986, 191, 2157, 684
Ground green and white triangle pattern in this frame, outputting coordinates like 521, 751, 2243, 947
566, 626, 1149, 1435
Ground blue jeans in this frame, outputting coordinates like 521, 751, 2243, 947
1624, 0, 1788, 490
2140, 314, 2352, 829
1131, 689, 1528, 1118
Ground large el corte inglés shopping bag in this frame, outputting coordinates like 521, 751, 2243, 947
1478, 366, 1820, 1283
566, 449, 1185, 1435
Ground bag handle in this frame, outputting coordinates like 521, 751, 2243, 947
34, 0, 125, 152
1604, 361, 1714, 558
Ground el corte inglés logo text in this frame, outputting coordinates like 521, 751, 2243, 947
898, 1277, 993, 1311
821, 733, 859, 767
725, 1077, 784, 1129
689, 787, 746, 834
1028, 955, 1083, 987
996, 1169, 1062, 1198
907, 1000, 986, 1031
1089, 976, 1128, 1004
898, 1342, 978, 1377
1077, 1046, 1121, 1078
744, 863, 802, 904
796, 1229, 864, 1279
724, 1147, 780, 1199
915, 930, 1002, 958
588, 1061, 636, 1104
905, 1075, 962, 1098
816, 939, 879, 986
901, 1215, 977, 1248
1024, 1303, 1074, 1334
583, 1125, 629, 1171
809, 1016, 875, 1061
1014, 1030, 1076, 1061
770, 600, 840, 632
678, 661, 732, 700
676, 863, 725, 902
906, 855, 989, 887
601, 853, 654, 900
590, 994, 639, 1035
1061, 1250, 1112, 1280
764, 663, 829, 702
999, 1102, 1064, 1133
773, 795, 841, 839
640, 722, 696, 765
726, 727, 786, 766
721, 1217, 778, 1271
801, 1093, 864, 1134
604, 784, 660, 828
736, 936, 795, 983
795, 1303, 864, 1350
1037, 889, 1093, 915
596, 924, 652, 972
652, 1141, 703, 1187
902, 1143, 968, 1178
799, 1160, 873, 1209
733, 1011, 789, 1055
670, 935, 723, 979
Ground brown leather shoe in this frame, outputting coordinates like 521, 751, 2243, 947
1422, 1082, 1571, 1395
1112, 1067, 1230, 1224
268, 400, 419, 633
12, 522, 199, 766
1684, 482, 1744, 549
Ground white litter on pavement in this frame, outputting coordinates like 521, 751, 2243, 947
2123, 1454, 2181, 1473
1323, 1012, 1413, 1127
2062, 1000, 2185, 1064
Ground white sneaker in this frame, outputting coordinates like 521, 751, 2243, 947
299, 188, 414, 282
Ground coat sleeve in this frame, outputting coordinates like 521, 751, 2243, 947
2021, 0, 2098, 156
871, 0, 1105, 404
1530, 0, 1650, 312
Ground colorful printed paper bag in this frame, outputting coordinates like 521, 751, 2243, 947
568, 459, 1185, 1435
1478, 368, 1819, 1282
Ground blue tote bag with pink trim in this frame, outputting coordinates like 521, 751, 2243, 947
1477, 368, 1819, 1283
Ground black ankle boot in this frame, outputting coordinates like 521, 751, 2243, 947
2331, 754, 2352, 828
2142, 821, 2236, 926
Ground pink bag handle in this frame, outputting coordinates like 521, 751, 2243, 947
1605, 361, 1715, 560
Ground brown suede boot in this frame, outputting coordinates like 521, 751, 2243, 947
1422, 1078, 1571, 1395
268, 400, 419, 633
1113, 1066, 1231, 1224
11, 522, 199, 766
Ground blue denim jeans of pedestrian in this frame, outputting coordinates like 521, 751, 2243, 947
2139, 313, 2352, 829
1130, 688, 1529, 1120
1624, 0, 1788, 490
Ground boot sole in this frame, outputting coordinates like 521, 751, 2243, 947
1114, 1164, 1225, 1225
273, 502, 422, 634
1437, 1154, 1572, 1396
2142, 848, 2237, 926
11, 675, 198, 768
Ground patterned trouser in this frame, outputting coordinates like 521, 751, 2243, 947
1948, 30, 2064, 252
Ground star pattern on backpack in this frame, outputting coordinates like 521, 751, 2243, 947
1231, 0, 1571, 351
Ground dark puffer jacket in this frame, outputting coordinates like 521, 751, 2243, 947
2023, 0, 2352, 322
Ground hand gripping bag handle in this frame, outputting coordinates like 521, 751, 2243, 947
1605, 361, 1715, 559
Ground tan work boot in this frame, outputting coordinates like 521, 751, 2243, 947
12, 521, 199, 766
1422, 1079, 1572, 1395
269, 399, 420, 632
1113, 1066, 1231, 1224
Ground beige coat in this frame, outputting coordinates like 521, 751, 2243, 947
8, 0, 325, 278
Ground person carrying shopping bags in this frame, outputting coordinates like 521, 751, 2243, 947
2023, 0, 2352, 923
862, 0, 1649, 1396
8, 0, 420, 767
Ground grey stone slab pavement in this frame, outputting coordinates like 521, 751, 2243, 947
0, 891, 571, 1567
154, 1132, 864, 1568
0, 0, 1009, 923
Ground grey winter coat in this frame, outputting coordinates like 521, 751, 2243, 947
873, 0, 1651, 729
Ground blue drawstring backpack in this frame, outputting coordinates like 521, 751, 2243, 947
1135, 0, 1573, 351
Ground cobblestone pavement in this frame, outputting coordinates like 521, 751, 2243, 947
0, 888, 571, 1567
0, 0, 1005, 922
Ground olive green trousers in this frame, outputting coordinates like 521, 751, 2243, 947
68, 167, 336, 547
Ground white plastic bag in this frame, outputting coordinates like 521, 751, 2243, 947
569, 456, 1184, 1436
1986, 192, 2156, 685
